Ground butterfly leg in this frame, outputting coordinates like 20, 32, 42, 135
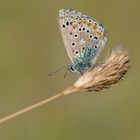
79, 69, 84, 75
64, 66, 69, 78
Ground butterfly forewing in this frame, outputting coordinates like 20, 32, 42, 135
58, 9, 82, 62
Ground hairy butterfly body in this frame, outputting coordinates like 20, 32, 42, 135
58, 9, 107, 74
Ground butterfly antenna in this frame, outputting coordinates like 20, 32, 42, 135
64, 66, 69, 78
47, 66, 67, 77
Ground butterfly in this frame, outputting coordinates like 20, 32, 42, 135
58, 9, 107, 74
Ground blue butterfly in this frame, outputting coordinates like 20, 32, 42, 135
58, 9, 107, 74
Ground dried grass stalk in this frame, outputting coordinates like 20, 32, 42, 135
63, 47, 130, 95
0, 47, 130, 124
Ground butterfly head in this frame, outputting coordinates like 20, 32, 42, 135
69, 65, 77, 73
69, 63, 84, 74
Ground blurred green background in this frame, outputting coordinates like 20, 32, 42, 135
0, 0, 139, 140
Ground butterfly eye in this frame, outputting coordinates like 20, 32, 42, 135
70, 66, 75, 72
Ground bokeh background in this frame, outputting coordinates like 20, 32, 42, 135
0, 0, 139, 140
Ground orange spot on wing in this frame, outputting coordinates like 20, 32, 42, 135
87, 22, 92, 26
98, 32, 103, 39
93, 25, 97, 29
